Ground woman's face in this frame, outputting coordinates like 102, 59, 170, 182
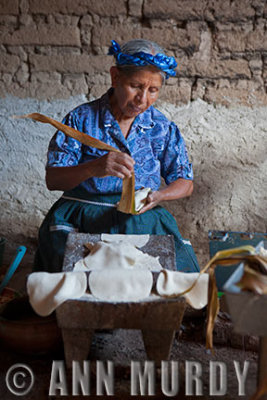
110, 66, 163, 119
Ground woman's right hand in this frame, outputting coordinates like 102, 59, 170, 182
46, 151, 135, 192
92, 152, 135, 179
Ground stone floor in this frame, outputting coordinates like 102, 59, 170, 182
0, 328, 259, 399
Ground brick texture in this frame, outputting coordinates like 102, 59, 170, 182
180, 59, 251, 79
0, 53, 20, 73
92, 22, 141, 48
128, 0, 143, 17
0, 0, 265, 105
29, 55, 113, 73
144, 0, 263, 21
216, 22, 267, 52
1, 24, 81, 46
207, 0, 256, 21
29, 0, 127, 16
143, 0, 206, 20
141, 23, 201, 51
160, 80, 192, 104
0, 0, 19, 14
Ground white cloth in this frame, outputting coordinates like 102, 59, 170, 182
27, 271, 87, 316
156, 270, 209, 309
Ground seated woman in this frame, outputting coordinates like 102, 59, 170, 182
34, 38, 199, 273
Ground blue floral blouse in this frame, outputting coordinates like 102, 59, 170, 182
47, 89, 193, 194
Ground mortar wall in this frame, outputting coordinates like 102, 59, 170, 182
0, 0, 266, 267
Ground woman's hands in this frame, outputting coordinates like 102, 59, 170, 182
46, 149, 193, 213
138, 179, 194, 214
46, 151, 135, 191
137, 190, 163, 214
92, 152, 135, 179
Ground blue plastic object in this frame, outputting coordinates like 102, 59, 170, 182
0, 245, 26, 295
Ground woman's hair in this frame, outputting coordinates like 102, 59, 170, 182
117, 39, 166, 82
120, 39, 165, 56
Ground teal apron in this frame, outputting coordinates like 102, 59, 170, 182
34, 192, 199, 273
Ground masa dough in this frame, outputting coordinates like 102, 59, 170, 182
101, 233, 149, 247
74, 240, 162, 272
134, 187, 152, 212
156, 270, 209, 309
89, 269, 153, 302
27, 271, 87, 316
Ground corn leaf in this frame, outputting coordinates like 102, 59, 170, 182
204, 246, 267, 351
243, 254, 267, 274
237, 265, 267, 295
15, 113, 121, 153
117, 174, 136, 214
206, 267, 219, 352
14, 113, 136, 214
157, 246, 257, 351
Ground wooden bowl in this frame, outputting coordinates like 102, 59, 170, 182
0, 295, 62, 355
0, 287, 19, 305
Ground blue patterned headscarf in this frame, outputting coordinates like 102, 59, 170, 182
108, 40, 177, 79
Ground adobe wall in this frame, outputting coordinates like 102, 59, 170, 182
0, 0, 266, 267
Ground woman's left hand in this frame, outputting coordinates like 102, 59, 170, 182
137, 179, 194, 214
137, 190, 163, 214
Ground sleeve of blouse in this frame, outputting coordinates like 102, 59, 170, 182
46, 112, 82, 168
160, 122, 193, 184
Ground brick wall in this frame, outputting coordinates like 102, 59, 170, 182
0, 0, 266, 268
0, 0, 266, 106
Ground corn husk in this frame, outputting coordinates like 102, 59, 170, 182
14, 113, 135, 214
206, 266, 219, 351
237, 264, 267, 294
117, 174, 136, 214
199, 246, 267, 398
242, 254, 267, 274
158, 246, 260, 351
193, 249, 267, 400
201, 246, 267, 351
